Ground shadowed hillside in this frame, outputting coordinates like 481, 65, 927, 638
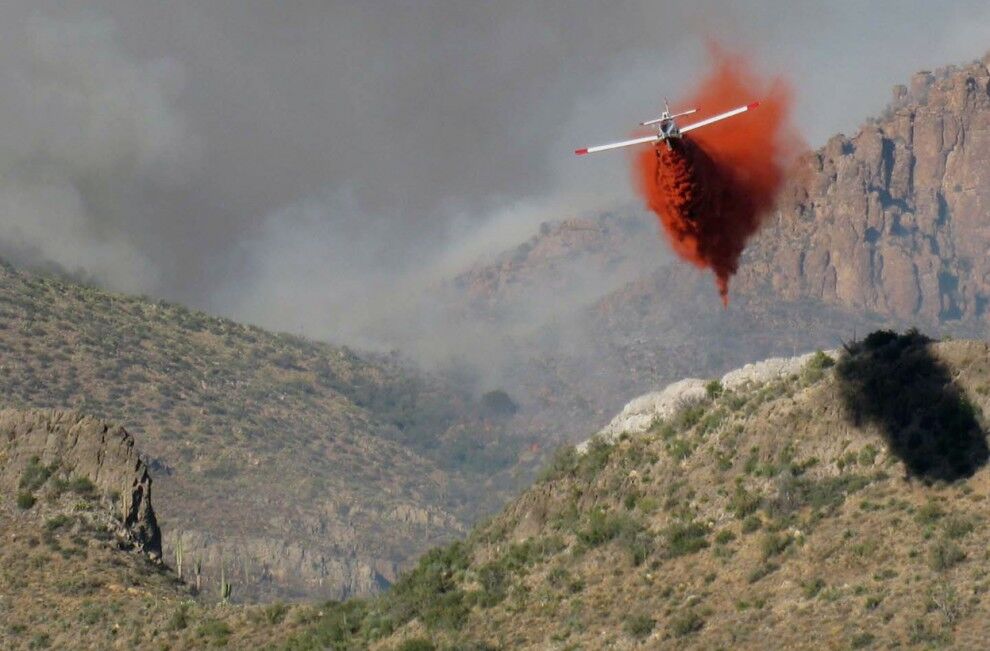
837, 330, 989, 481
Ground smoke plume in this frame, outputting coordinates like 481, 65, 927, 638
634, 46, 802, 303
0, 4, 987, 373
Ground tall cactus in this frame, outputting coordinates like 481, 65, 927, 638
219, 557, 232, 604
194, 558, 202, 594
174, 536, 184, 580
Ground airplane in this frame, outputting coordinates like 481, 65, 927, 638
574, 99, 759, 156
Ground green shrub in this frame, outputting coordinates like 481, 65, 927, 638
78, 604, 104, 625
802, 577, 825, 598
16, 492, 36, 510
662, 521, 709, 558
759, 533, 792, 560
714, 530, 736, 545
68, 476, 96, 497
19, 457, 53, 492
930, 538, 965, 571
670, 610, 704, 637
263, 602, 289, 625
667, 437, 695, 460
747, 562, 779, 583
942, 515, 975, 540
623, 492, 637, 510
772, 474, 873, 517
386, 542, 470, 631
916, 501, 944, 525
578, 508, 641, 548
168, 603, 190, 631
705, 380, 724, 399
730, 487, 761, 518
45, 515, 72, 531
624, 613, 654, 638
196, 618, 231, 644
698, 408, 727, 436
857, 445, 878, 466
802, 350, 835, 384
285, 599, 373, 648
673, 401, 707, 431
397, 639, 436, 651
808, 350, 835, 370
623, 530, 654, 566
741, 515, 761, 534
475, 563, 508, 607
579, 438, 614, 480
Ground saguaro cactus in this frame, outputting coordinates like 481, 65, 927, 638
219, 558, 232, 604
174, 536, 184, 579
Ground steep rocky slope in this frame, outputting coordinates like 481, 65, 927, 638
0, 408, 161, 558
0, 409, 179, 649
0, 263, 533, 602
0, 408, 324, 650
737, 53, 990, 325
306, 332, 990, 649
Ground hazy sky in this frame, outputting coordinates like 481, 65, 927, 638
1, 1, 989, 351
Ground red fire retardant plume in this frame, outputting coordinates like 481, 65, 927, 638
634, 47, 802, 304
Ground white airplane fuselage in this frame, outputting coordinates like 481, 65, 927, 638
657, 119, 681, 148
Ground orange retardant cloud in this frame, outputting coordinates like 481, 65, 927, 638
633, 44, 803, 304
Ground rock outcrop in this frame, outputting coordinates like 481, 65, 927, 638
0, 408, 161, 558
591, 349, 837, 445
738, 54, 990, 326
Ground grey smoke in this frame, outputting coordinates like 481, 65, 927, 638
1, 1, 990, 374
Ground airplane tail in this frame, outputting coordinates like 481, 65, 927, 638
641, 107, 698, 126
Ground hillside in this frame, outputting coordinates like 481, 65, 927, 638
280, 331, 990, 649
7, 333, 990, 649
0, 262, 535, 602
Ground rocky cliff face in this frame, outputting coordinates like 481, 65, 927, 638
738, 54, 990, 326
0, 408, 161, 557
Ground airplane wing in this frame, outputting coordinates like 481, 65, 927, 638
574, 134, 662, 156
574, 101, 758, 156
680, 102, 759, 134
